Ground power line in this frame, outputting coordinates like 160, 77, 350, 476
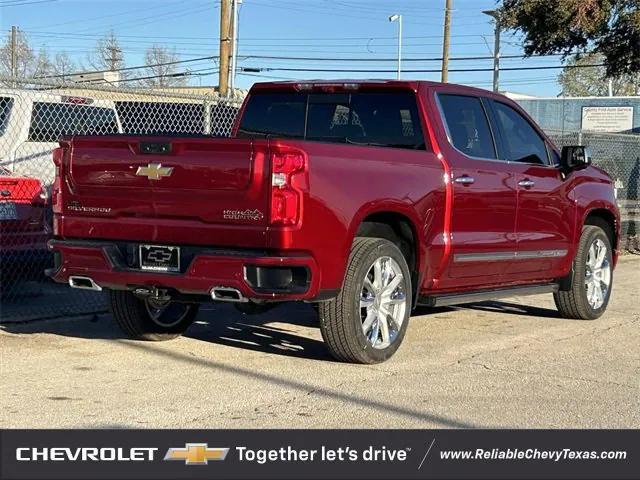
22, 29, 521, 41
112, 67, 219, 85
243, 63, 607, 74
238, 53, 564, 62
22, 31, 515, 49
36, 51, 578, 80
33, 49, 591, 81
73, 3, 214, 35
248, 0, 485, 26
0, 0, 57, 6
28, 0, 183, 29
36, 55, 219, 79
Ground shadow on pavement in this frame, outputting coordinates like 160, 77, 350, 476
1, 299, 564, 364
0, 312, 120, 339
2, 302, 484, 428
186, 303, 334, 362
0, 302, 331, 361
413, 300, 561, 319
458, 300, 562, 319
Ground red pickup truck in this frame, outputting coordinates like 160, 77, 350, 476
48, 80, 620, 364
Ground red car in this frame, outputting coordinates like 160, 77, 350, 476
47, 80, 620, 363
0, 168, 51, 290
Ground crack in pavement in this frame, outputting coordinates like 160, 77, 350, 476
464, 362, 638, 390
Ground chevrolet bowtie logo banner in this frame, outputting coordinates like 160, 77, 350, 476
1, 429, 637, 480
164, 444, 229, 465
135, 163, 173, 180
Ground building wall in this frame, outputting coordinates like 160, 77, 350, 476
513, 97, 640, 134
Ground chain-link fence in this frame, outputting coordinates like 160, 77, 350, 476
548, 130, 640, 253
0, 77, 243, 322
0, 76, 638, 322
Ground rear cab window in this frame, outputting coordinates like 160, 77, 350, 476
237, 91, 426, 150
28, 102, 119, 142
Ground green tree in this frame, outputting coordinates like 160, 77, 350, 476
559, 54, 639, 95
498, 0, 640, 78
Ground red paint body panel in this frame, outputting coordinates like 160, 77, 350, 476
49, 240, 319, 300
49, 80, 620, 301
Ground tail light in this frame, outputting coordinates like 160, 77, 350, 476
270, 147, 307, 226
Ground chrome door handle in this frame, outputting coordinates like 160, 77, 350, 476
454, 175, 475, 185
518, 179, 535, 188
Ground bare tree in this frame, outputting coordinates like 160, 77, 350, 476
85, 31, 125, 73
0, 29, 37, 80
52, 52, 76, 81
138, 45, 187, 88
33, 47, 53, 78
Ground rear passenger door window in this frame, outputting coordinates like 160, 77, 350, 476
492, 102, 549, 165
438, 94, 496, 159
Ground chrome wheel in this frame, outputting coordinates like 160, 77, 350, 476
360, 256, 408, 349
585, 238, 611, 310
145, 297, 191, 328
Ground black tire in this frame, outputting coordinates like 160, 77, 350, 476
108, 290, 199, 341
554, 225, 613, 320
319, 237, 412, 364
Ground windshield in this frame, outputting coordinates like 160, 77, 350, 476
237, 91, 426, 150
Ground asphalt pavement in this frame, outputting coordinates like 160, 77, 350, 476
1, 256, 638, 429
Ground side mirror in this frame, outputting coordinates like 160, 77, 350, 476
560, 145, 592, 173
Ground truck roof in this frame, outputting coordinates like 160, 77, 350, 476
249, 79, 496, 97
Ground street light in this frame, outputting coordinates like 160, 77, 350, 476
483, 9, 501, 92
389, 14, 402, 79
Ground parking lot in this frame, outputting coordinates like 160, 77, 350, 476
1, 255, 638, 429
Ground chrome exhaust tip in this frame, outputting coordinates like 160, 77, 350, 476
68, 276, 102, 291
210, 286, 247, 303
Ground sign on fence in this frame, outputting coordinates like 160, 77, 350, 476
581, 106, 634, 133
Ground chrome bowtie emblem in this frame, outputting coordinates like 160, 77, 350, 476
136, 163, 173, 180
146, 250, 173, 263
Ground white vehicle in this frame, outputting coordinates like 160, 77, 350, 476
0, 89, 123, 186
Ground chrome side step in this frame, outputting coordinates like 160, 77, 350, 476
418, 283, 558, 308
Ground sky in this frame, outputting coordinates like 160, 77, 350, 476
0, 0, 569, 96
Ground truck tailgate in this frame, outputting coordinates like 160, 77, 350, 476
60, 136, 271, 247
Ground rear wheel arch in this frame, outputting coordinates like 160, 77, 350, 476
353, 210, 420, 306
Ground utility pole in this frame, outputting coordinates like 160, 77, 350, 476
441, 0, 452, 83
218, 0, 232, 97
229, 0, 242, 94
10, 26, 17, 87
483, 10, 501, 92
